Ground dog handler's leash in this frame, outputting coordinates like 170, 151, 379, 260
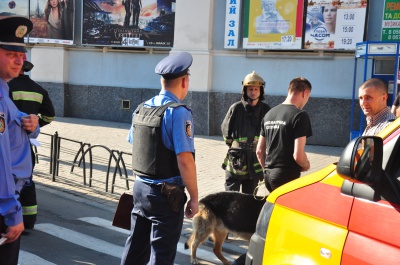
253, 180, 268, 201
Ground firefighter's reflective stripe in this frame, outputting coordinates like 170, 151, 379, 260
39, 114, 55, 124
22, 205, 38, 215
254, 162, 263, 173
11, 91, 43, 104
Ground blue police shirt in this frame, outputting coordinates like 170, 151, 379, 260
0, 79, 31, 226
127, 90, 195, 186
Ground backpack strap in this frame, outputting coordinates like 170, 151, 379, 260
133, 102, 187, 125
154, 102, 186, 116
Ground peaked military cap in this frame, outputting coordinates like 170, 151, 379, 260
155, 52, 193, 80
0, 16, 33, 53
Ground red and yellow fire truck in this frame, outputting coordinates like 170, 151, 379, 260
246, 118, 400, 264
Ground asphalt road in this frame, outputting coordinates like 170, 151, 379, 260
18, 185, 241, 265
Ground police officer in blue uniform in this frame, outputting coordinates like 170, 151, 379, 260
121, 52, 199, 265
0, 16, 39, 265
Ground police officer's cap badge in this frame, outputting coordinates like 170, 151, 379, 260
15, 25, 28, 38
185, 120, 193, 138
0, 112, 5, 134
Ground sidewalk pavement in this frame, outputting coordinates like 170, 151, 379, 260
33, 117, 345, 256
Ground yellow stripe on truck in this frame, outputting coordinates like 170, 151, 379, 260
267, 164, 337, 204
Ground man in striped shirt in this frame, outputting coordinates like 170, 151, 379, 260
359, 78, 396, 136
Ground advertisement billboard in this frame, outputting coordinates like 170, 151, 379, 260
304, 0, 367, 50
28, 0, 75, 45
82, 0, 175, 48
381, 0, 400, 41
243, 0, 304, 50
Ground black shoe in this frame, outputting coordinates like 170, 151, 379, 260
231, 253, 246, 265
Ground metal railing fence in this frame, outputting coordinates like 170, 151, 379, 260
33, 132, 134, 195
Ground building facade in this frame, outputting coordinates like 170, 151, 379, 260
26, 0, 390, 146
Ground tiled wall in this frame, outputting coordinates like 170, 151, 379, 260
42, 83, 360, 147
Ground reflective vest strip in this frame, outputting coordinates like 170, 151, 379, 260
22, 205, 38, 215
40, 114, 55, 123
12, 91, 43, 104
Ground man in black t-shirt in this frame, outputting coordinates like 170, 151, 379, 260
256, 77, 313, 192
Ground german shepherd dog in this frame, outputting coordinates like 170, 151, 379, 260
185, 191, 267, 265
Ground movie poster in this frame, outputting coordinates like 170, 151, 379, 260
82, 0, 175, 48
28, 0, 74, 45
243, 0, 304, 50
304, 0, 367, 50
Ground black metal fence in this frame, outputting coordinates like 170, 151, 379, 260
33, 132, 134, 195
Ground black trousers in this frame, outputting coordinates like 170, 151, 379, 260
121, 181, 185, 265
19, 147, 37, 228
19, 181, 37, 228
225, 172, 259, 195
264, 167, 301, 192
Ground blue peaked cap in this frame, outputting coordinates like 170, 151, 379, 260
155, 52, 193, 80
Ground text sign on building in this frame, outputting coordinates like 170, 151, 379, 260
381, 0, 400, 41
224, 0, 241, 49
304, 0, 367, 51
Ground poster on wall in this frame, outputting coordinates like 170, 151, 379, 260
243, 0, 304, 50
304, 0, 367, 50
28, 0, 74, 45
381, 0, 400, 41
82, 0, 175, 48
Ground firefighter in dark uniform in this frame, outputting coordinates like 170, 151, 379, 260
221, 71, 271, 194
8, 56, 55, 230
121, 52, 198, 265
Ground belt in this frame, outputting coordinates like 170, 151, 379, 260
143, 182, 162, 189
231, 141, 257, 152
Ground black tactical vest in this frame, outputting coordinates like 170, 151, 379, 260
131, 102, 185, 179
